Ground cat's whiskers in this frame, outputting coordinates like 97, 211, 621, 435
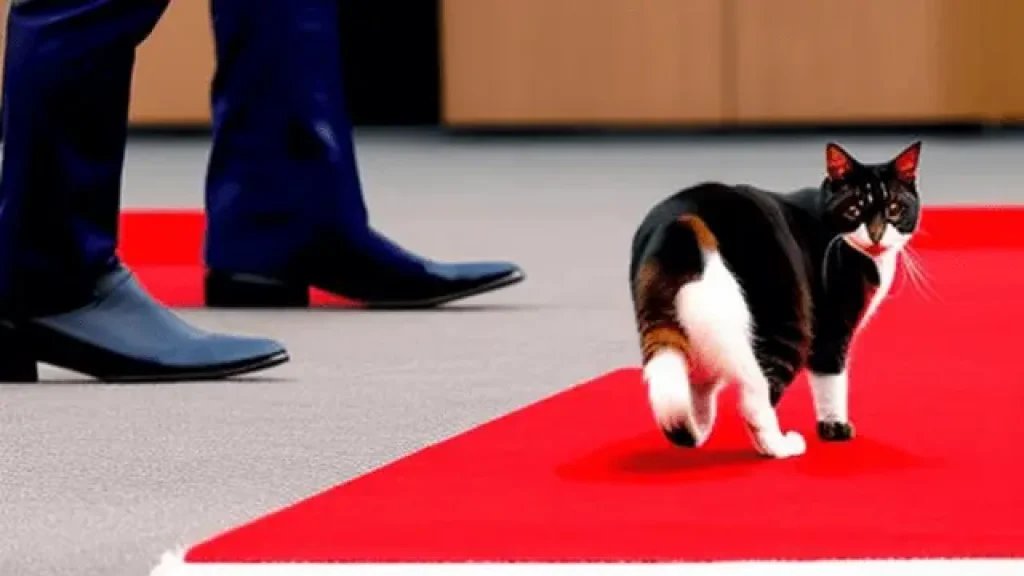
885, 253, 914, 301
905, 245, 936, 282
898, 246, 940, 303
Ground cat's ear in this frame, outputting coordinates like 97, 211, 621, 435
891, 140, 922, 181
825, 142, 855, 180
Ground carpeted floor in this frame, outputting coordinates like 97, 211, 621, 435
1, 131, 1022, 576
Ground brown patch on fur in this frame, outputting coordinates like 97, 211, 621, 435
633, 216, 717, 366
677, 214, 718, 251
634, 262, 697, 365
641, 325, 691, 365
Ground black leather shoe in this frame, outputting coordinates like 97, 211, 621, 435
0, 265, 289, 382
206, 261, 524, 309
206, 232, 525, 309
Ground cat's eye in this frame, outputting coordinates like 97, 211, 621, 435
844, 205, 861, 219
887, 202, 904, 219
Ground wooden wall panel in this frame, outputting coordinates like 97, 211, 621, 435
129, 0, 214, 125
731, 0, 987, 123
6, 0, 1024, 128
441, 0, 727, 127
978, 0, 1024, 121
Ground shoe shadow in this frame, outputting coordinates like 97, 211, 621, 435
0, 375, 293, 387
309, 303, 548, 313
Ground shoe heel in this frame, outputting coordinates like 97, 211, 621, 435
204, 272, 310, 308
0, 322, 39, 382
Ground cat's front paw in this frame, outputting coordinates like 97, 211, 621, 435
778, 430, 807, 458
817, 421, 855, 442
747, 426, 806, 459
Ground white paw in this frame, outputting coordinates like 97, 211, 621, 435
644, 350, 706, 444
779, 431, 807, 458
650, 387, 700, 442
750, 429, 806, 459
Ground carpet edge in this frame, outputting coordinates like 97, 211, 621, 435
151, 550, 1024, 576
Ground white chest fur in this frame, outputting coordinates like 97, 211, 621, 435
844, 221, 906, 331
859, 251, 898, 331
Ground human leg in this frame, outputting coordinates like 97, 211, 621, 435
203, 0, 523, 308
0, 0, 288, 381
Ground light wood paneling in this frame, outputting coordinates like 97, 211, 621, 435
441, 0, 727, 127
129, 0, 214, 125
5, 0, 1024, 128
979, 0, 1024, 121
732, 0, 984, 123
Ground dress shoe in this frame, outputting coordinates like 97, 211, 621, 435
0, 265, 288, 382
206, 230, 524, 308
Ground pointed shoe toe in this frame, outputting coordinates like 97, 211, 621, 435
205, 260, 525, 309
0, 266, 289, 382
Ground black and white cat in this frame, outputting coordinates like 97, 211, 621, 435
629, 141, 922, 458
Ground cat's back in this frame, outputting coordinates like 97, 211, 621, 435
630, 181, 813, 364
631, 181, 796, 273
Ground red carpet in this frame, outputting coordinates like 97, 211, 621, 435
149, 208, 1024, 574
122, 207, 1024, 307
119, 211, 354, 307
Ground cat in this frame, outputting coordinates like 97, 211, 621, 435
629, 141, 922, 458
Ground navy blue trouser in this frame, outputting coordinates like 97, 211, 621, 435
0, 0, 371, 304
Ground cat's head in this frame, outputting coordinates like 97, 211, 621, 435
822, 141, 922, 258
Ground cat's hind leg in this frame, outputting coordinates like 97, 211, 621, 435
633, 216, 717, 447
671, 229, 806, 459
643, 350, 703, 447
691, 377, 726, 439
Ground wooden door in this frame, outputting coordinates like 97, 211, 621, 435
441, 0, 728, 127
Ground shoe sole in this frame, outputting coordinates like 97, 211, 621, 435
95, 350, 291, 383
206, 269, 527, 310
361, 268, 527, 310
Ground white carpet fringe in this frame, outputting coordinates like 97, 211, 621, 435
150, 550, 1024, 576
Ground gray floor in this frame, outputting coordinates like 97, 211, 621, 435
2, 131, 1023, 576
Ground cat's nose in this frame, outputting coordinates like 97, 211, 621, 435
867, 216, 886, 243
